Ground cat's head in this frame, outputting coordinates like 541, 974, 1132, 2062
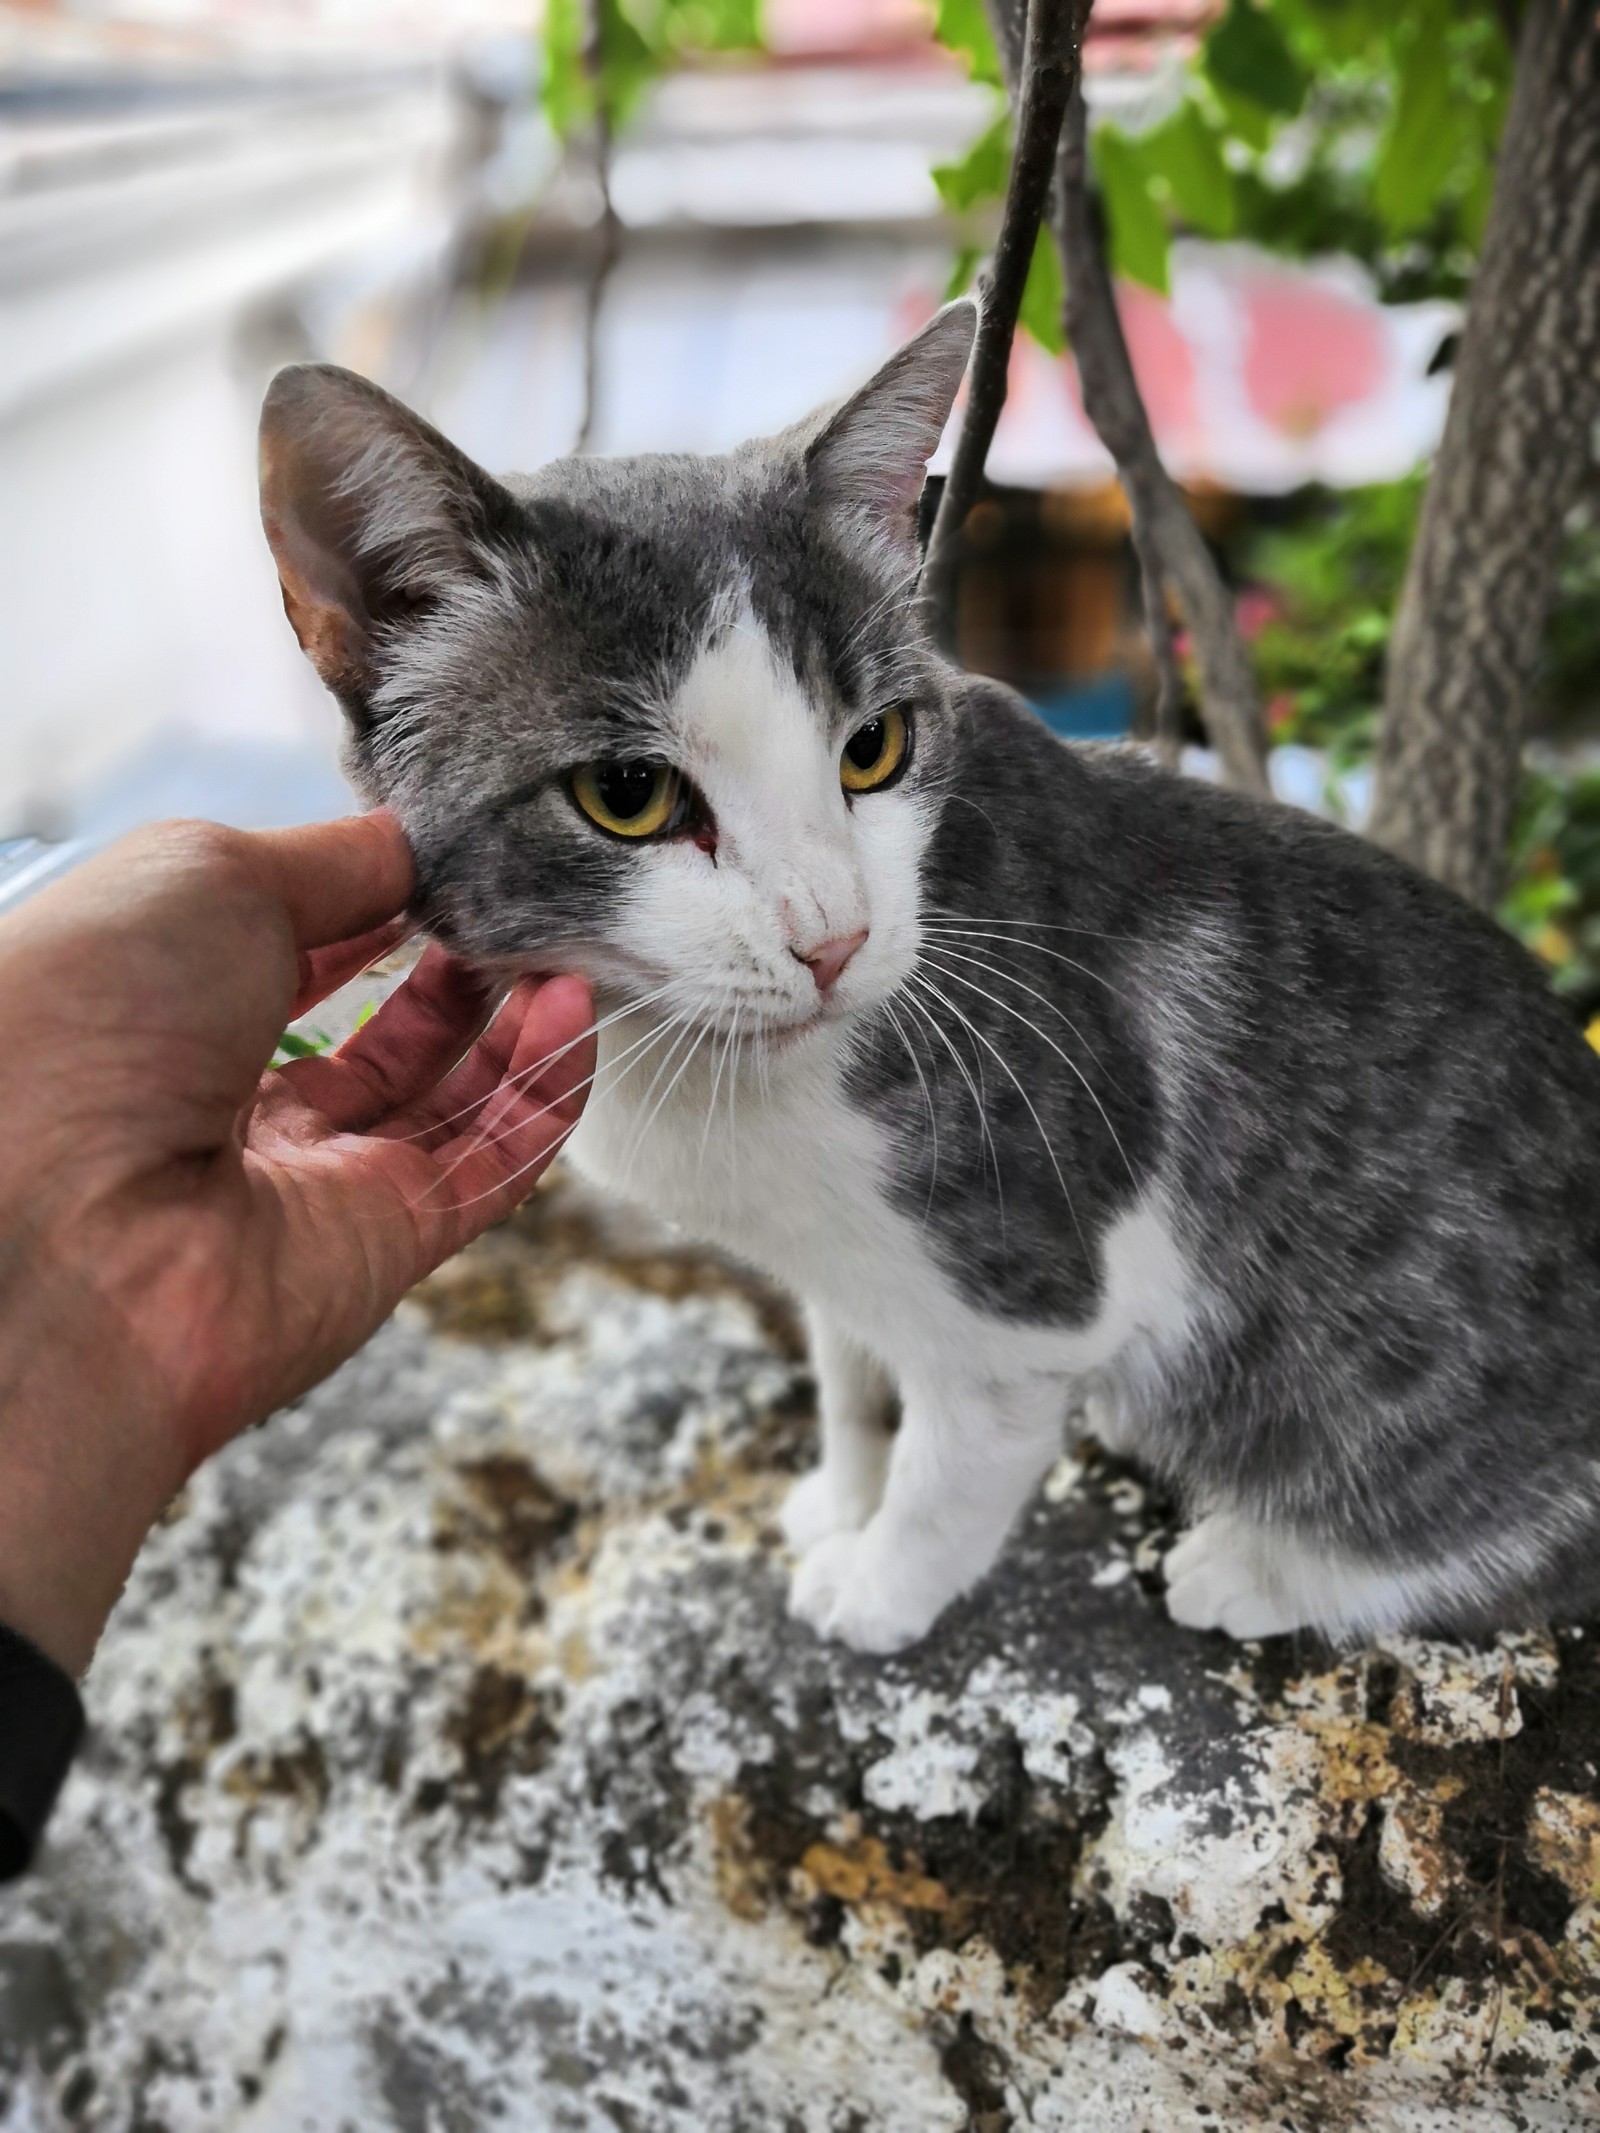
258, 300, 975, 1046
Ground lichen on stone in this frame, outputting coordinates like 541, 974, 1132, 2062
2, 1172, 1597, 2130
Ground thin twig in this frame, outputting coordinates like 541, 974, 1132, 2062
574, 0, 621, 454
1053, 76, 1267, 792
923, 0, 1080, 639
1136, 537, 1184, 768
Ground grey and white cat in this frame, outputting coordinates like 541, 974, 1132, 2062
258, 300, 1600, 1653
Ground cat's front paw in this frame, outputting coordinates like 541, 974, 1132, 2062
780, 1467, 873, 1555
1164, 1513, 1301, 1641
787, 1529, 942, 1654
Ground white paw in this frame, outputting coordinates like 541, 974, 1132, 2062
787, 1529, 942, 1654
780, 1467, 871, 1556
1165, 1514, 1302, 1640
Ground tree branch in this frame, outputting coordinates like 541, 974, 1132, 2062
1053, 80, 1267, 793
981, 0, 1268, 794
1136, 528, 1185, 770
923, 0, 1079, 634
574, 0, 622, 455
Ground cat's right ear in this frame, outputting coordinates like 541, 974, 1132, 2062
804, 298, 977, 567
259, 365, 517, 727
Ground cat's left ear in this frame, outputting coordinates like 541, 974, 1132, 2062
259, 364, 519, 729
805, 298, 977, 564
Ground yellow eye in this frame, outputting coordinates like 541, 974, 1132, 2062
840, 705, 910, 794
571, 760, 680, 839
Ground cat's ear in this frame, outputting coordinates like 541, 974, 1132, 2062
259, 365, 517, 725
805, 298, 978, 563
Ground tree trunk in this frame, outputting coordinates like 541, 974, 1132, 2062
1369, 0, 1600, 908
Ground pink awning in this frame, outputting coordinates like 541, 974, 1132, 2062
928, 242, 1456, 495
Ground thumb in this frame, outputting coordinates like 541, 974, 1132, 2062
247, 811, 415, 953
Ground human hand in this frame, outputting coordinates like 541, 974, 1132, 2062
0, 813, 594, 1675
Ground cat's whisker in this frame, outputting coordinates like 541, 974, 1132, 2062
433, 1113, 589, 1218
882, 996, 939, 1224
922, 937, 1116, 1082
621, 1014, 708, 1179
423, 1008, 678, 1192
911, 966, 1090, 1261
726, 1006, 744, 1189
388, 981, 676, 1146
921, 923, 1129, 1006
917, 947, 1138, 1193
624, 1010, 698, 1149
899, 975, 1006, 1233
923, 910, 1138, 945
699, 984, 738, 1176
923, 937, 1115, 1070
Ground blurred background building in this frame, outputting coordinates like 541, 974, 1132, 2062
0, 0, 1459, 893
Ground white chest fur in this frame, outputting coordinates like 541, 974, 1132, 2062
564, 1015, 1197, 1412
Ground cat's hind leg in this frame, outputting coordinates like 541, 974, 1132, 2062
780, 1310, 896, 1556
789, 1368, 1062, 1653
1164, 1509, 1421, 1642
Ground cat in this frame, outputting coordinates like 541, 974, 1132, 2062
258, 299, 1600, 1653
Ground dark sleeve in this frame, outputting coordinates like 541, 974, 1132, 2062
0, 1623, 85, 1881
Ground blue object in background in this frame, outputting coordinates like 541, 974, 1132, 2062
1024, 672, 1135, 743
0, 733, 353, 915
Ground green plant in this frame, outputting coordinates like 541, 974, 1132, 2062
1240, 480, 1600, 1000
539, 0, 761, 141
271, 1001, 376, 1070
1092, 0, 1510, 302
272, 1028, 333, 1066
932, 0, 1512, 340
1240, 475, 1423, 793
932, 4, 1066, 349
1500, 762, 1600, 1012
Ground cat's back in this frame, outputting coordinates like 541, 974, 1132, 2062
943, 676, 1600, 1124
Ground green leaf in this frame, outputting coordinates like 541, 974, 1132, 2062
1017, 227, 1065, 353
1092, 126, 1171, 295
274, 1028, 333, 1062
932, 109, 1012, 213
354, 1000, 377, 1030
932, 0, 1003, 86
540, 0, 593, 139
1141, 99, 1236, 238
1204, 0, 1307, 119
1203, 75, 1274, 154
598, 0, 661, 129
1276, 0, 1386, 64
663, 0, 761, 50
1372, 5, 1463, 235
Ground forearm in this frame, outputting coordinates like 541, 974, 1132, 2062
0, 1242, 182, 1678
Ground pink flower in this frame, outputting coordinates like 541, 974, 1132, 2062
1234, 587, 1278, 642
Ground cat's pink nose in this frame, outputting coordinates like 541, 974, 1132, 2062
796, 929, 869, 993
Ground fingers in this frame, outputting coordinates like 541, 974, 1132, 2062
249, 810, 415, 954
276, 943, 495, 1132
291, 915, 416, 1020
410, 975, 595, 1254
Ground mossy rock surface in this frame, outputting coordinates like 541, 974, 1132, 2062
2, 1173, 1596, 2131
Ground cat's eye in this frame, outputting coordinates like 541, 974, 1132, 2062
840, 706, 910, 795
571, 760, 681, 839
